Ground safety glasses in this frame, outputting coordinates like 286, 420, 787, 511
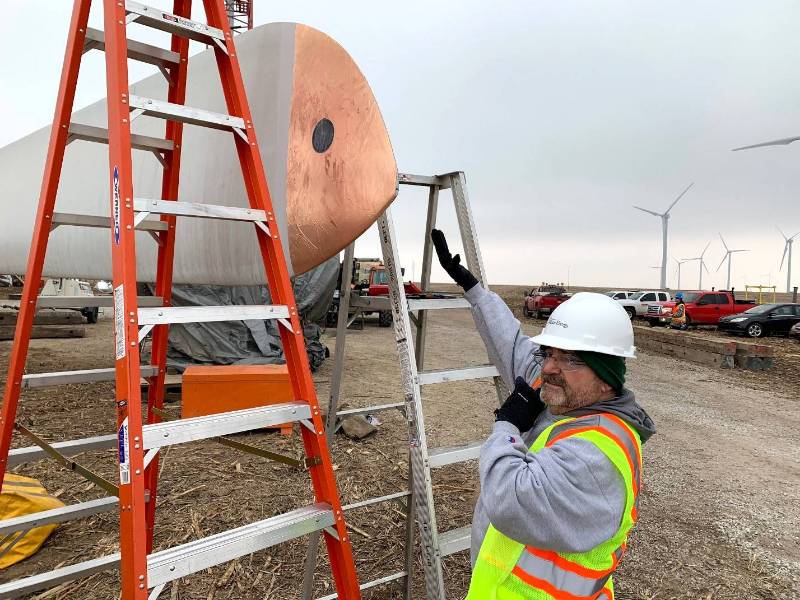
533, 348, 588, 372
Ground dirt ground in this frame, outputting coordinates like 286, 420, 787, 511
0, 286, 798, 599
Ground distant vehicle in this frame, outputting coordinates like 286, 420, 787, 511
40, 278, 99, 323
0, 275, 12, 287
605, 290, 636, 300
617, 290, 671, 320
718, 303, 800, 338
94, 280, 112, 294
524, 284, 570, 319
790, 322, 800, 341
648, 290, 757, 327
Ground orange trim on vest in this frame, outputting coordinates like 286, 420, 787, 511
525, 546, 621, 579
511, 566, 608, 600
601, 413, 642, 471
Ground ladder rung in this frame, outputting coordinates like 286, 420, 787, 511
0, 497, 118, 536
142, 402, 311, 449
22, 366, 159, 389
0, 553, 120, 598
129, 95, 245, 131
407, 298, 470, 311
348, 294, 390, 311
133, 198, 267, 223
438, 525, 471, 557
1, 296, 163, 309
335, 402, 404, 419
316, 570, 408, 600
8, 434, 116, 467
417, 365, 499, 385
126, 1, 226, 44
68, 123, 174, 153
137, 305, 289, 326
397, 172, 452, 189
84, 27, 180, 68
342, 490, 410, 512
52, 212, 168, 232
428, 441, 482, 468
147, 504, 334, 587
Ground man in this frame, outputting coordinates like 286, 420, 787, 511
431, 229, 655, 599
670, 292, 687, 330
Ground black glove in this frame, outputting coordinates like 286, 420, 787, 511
495, 377, 546, 432
431, 229, 479, 291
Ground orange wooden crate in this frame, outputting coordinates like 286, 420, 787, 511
181, 364, 294, 435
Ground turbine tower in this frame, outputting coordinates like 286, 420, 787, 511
633, 182, 694, 289
683, 240, 711, 289
778, 228, 800, 293
673, 256, 689, 289
716, 234, 749, 290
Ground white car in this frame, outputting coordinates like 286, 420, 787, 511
617, 290, 672, 319
605, 290, 636, 300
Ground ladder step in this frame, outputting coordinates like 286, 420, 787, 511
22, 366, 159, 389
84, 27, 180, 69
316, 570, 408, 600
142, 402, 311, 449
407, 297, 470, 311
8, 434, 116, 468
138, 305, 289, 326
133, 198, 267, 223
0, 553, 120, 599
0, 497, 118, 536
417, 365, 499, 385
397, 172, 452, 189
428, 441, 482, 468
438, 525, 471, 557
1, 296, 163, 309
52, 212, 168, 232
125, 1, 226, 44
129, 95, 245, 131
68, 123, 174, 153
147, 504, 334, 587
335, 402, 404, 419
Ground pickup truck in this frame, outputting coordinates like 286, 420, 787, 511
617, 290, 671, 319
524, 285, 570, 319
646, 290, 757, 327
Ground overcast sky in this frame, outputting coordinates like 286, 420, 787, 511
2, 1, 799, 291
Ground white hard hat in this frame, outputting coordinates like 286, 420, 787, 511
531, 292, 636, 358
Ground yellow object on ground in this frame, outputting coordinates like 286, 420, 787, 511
0, 474, 64, 568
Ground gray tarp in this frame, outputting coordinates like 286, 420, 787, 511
144, 256, 339, 371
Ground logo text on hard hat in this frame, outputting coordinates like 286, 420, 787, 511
548, 318, 569, 329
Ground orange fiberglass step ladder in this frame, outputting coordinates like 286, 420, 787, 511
0, 1, 360, 598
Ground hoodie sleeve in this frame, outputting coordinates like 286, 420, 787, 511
464, 283, 541, 389
479, 421, 626, 553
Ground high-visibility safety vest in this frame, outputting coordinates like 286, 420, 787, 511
466, 413, 642, 600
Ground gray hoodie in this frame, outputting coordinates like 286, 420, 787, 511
464, 284, 656, 566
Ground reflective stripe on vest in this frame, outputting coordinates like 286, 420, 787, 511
466, 413, 642, 600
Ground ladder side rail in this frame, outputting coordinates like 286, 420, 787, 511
102, 1, 151, 597
378, 209, 447, 599
143, 0, 193, 554
413, 184, 440, 370
201, 3, 360, 596
449, 171, 507, 402
0, 0, 93, 494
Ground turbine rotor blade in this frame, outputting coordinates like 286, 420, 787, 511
716, 253, 727, 272
633, 205, 661, 217
665, 182, 694, 213
718, 232, 729, 251
700, 240, 711, 258
780, 242, 789, 270
732, 136, 800, 151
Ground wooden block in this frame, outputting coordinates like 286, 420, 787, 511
0, 311, 84, 326
0, 326, 85, 341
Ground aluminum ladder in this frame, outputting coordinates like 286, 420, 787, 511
0, 2, 360, 598
303, 172, 505, 599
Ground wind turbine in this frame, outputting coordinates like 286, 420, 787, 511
633, 182, 694, 289
778, 228, 800, 293
716, 234, 749, 290
673, 256, 689, 289
682, 241, 711, 289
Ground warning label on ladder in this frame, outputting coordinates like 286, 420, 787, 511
118, 417, 130, 485
114, 284, 126, 360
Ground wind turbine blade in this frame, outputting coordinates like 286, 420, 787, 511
700, 240, 711, 258
780, 242, 789, 270
633, 205, 661, 217
791, 231, 800, 241
702, 260, 710, 274
732, 136, 800, 151
665, 182, 694, 213
718, 232, 729, 251
716, 254, 727, 272
777, 226, 787, 240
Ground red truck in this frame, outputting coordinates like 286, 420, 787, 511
646, 290, 757, 327
523, 284, 570, 319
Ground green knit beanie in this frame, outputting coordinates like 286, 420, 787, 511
575, 350, 626, 393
